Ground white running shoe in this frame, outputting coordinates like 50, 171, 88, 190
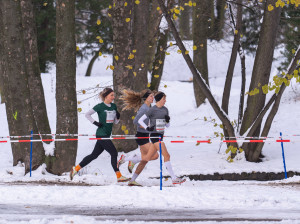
117, 154, 126, 168
172, 177, 186, 185
117, 175, 130, 182
128, 180, 142, 187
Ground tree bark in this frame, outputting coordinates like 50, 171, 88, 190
241, 46, 300, 161
253, 50, 300, 160
240, 0, 281, 161
179, 0, 191, 40
132, 0, 150, 92
150, 29, 169, 91
111, 0, 138, 152
51, 0, 78, 175
0, 0, 43, 173
212, 0, 226, 40
192, 0, 210, 107
222, 1, 243, 115
0, 7, 5, 104
146, 0, 162, 73
240, 0, 281, 136
20, 0, 52, 149
221, 0, 242, 142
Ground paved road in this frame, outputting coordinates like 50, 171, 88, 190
1, 204, 300, 222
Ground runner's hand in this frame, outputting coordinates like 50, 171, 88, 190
165, 115, 170, 123
146, 126, 155, 131
93, 121, 103, 127
116, 111, 120, 119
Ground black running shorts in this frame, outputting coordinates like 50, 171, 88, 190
135, 132, 150, 146
150, 133, 163, 144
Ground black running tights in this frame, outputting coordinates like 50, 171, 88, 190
79, 138, 119, 172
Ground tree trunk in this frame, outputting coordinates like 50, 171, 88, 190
132, 0, 150, 92
85, 51, 99, 77
146, 0, 162, 72
207, 0, 215, 39
0, 8, 4, 104
222, 1, 242, 115
111, 0, 138, 153
150, 29, 169, 91
240, 0, 282, 161
38, 15, 51, 73
20, 0, 52, 151
179, 0, 191, 40
50, 0, 78, 175
0, 0, 43, 173
212, 0, 226, 40
192, 0, 210, 107
241, 47, 300, 161
221, 0, 242, 142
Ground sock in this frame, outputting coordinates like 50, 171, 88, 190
131, 172, 139, 182
116, 171, 122, 178
75, 165, 81, 172
164, 161, 177, 180
131, 154, 142, 164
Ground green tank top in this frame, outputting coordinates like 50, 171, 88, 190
93, 103, 117, 136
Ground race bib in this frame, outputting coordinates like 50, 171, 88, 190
105, 110, 116, 123
156, 119, 166, 132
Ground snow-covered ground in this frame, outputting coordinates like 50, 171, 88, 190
1, 41, 300, 223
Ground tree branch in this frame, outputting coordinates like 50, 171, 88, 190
157, 0, 237, 140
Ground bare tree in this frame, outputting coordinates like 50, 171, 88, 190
179, 0, 192, 40
146, 0, 163, 72
0, 0, 44, 173
240, 0, 281, 161
49, 0, 78, 175
0, 7, 5, 105
157, 0, 237, 143
132, 0, 150, 92
157, 0, 300, 162
111, 0, 138, 152
149, 0, 173, 91
192, 0, 210, 107
20, 0, 53, 149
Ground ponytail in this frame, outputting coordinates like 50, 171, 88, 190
120, 89, 152, 111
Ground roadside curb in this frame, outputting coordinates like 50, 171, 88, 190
185, 171, 300, 181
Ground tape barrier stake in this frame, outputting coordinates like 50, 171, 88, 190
30, 130, 33, 177
159, 137, 162, 191
280, 132, 288, 179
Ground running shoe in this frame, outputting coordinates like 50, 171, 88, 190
117, 175, 130, 182
117, 154, 126, 168
172, 177, 186, 185
128, 161, 136, 173
70, 166, 78, 180
128, 180, 142, 187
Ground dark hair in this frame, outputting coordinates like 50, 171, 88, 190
120, 89, 153, 111
154, 91, 166, 102
100, 87, 114, 101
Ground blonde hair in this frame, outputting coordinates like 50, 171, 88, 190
120, 89, 152, 111
99, 87, 114, 101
